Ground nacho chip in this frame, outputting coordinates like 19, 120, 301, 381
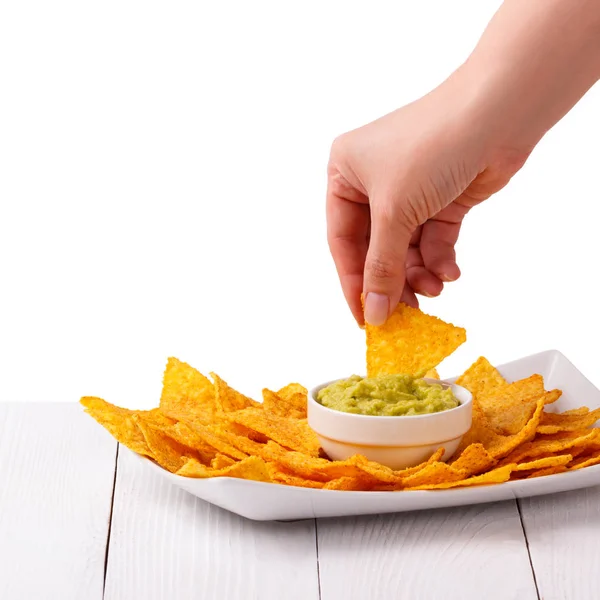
481, 375, 554, 435
450, 443, 497, 476
133, 415, 205, 473
185, 421, 249, 460
323, 476, 374, 491
259, 444, 365, 482
561, 407, 591, 417
500, 429, 600, 464
366, 303, 466, 377
454, 397, 504, 455
424, 368, 440, 379
227, 408, 321, 456
270, 467, 325, 488
401, 461, 467, 488
537, 407, 600, 435
456, 356, 507, 400
176, 455, 273, 482
81, 397, 163, 458
487, 398, 546, 458
276, 383, 308, 418
160, 357, 216, 423
568, 447, 600, 470
409, 464, 514, 490
262, 388, 306, 419
512, 454, 573, 472
211, 454, 236, 469
526, 465, 568, 478
211, 372, 261, 412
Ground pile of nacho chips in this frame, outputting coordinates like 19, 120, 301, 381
81, 303, 600, 490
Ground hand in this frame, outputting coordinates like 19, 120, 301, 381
327, 0, 600, 327
326, 74, 533, 327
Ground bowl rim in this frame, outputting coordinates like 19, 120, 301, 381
308, 376, 472, 421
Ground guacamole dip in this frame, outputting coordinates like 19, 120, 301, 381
316, 374, 459, 416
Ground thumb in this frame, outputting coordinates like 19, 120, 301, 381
363, 203, 412, 326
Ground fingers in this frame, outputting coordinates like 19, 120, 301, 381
362, 201, 413, 326
419, 203, 469, 282
405, 246, 444, 298
400, 283, 419, 308
326, 170, 370, 325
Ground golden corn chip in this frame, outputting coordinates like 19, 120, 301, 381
422, 447, 446, 465
261, 388, 306, 419
568, 448, 600, 470
270, 467, 325, 489
450, 443, 497, 476
259, 443, 362, 482
210, 372, 261, 412
164, 421, 219, 462
488, 398, 546, 458
501, 429, 600, 464
349, 455, 400, 484
526, 465, 569, 478
81, 396, 161, 459
208, 423, 274, 457
561, 407, 591, 417
456, 357, 507, 400
372, 449, 449, 490
257, 443, 398, 485
512, 454, 573, 472
160, 357, 217, 424
366, 303, 466, 377
176, 455, 273, 482
409, 464, 514, 490
133, 415, 204, 473
276, 383, 308, 418
211, 454, 236, 469
227, 408, 321, 456
185, 421, 249, 460
208, 455, 274, 482
537, 407, 600, 435
454, 398, 503, 455
424, 368, 440, 379
323, 476, 374, 491
401, 461, 467, 488
458, 396, 546, 459
482, 375, 556, 436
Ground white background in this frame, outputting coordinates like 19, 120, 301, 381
1, 0, 598, 408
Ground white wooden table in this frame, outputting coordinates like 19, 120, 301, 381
1, 403, 599, 600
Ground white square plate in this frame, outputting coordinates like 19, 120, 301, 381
135, 350, 600, 521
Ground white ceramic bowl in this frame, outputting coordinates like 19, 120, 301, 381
307, 378, 473, 470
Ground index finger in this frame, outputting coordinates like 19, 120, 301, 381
326, 170, 370, 325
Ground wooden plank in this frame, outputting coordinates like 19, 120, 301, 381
105, 448, 319, 600
317, 501, 538, 600
0, 403, 117, 600
519, 487, 600, 600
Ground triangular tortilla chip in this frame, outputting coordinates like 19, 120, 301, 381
81, 397, 172, 459
160, 357, 217, 423
480, 375, 557, 435
262, 388, 306, 419
366, 303, 466, 377
455, 356, 507, 401
211, 372, 261, 412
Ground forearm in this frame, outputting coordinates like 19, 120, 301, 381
456, 0, 600, 153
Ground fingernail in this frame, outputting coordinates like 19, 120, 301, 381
438, 262, 460, 282
364, 293, 389, 326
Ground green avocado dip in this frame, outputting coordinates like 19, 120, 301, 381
316, 374, 459, 416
